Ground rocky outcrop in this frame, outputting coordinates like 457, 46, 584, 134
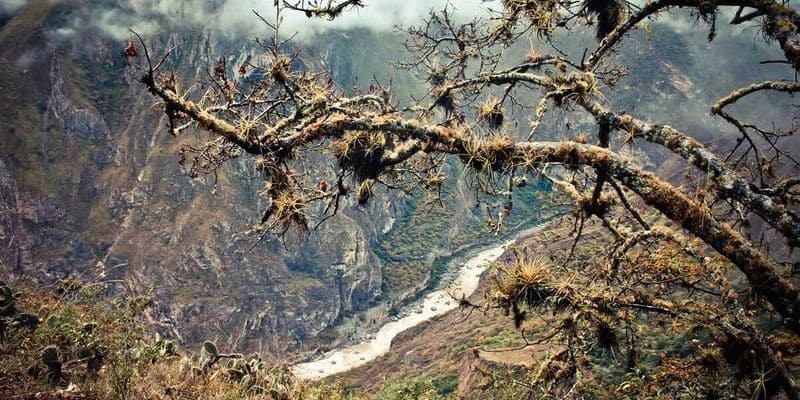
0, 159, 29, 275
45, 61, 109, 141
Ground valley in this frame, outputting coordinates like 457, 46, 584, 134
1, 0, 799, 399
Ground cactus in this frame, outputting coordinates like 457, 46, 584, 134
226, 354, 266, 384
0, 282, 13, 303
201, 340, 220, 370
246, 384, 265, 395
0, 282, 17, 317
41, 346, 58, 364
77, 345, 104, 372
202, 340, 218, 358
151, 333, 177, 358
82, 322, 97, 334
40, 345, 62, 383
157, 339, 177, 357
200, 340, 240, 372
12, 313, 40, 330
226, 365, 247, 382
87, 348, 104, 372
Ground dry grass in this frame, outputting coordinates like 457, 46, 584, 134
0, 281, 361, 400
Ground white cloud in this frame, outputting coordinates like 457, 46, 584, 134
265, 0, 491, 37
54, 0, 496, 41
1, 0, 29, 13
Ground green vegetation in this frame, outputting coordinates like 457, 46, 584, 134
375, 177, 553, 300
373, 376, 448, 400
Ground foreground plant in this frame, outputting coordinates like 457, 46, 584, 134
0, 280, 361, 399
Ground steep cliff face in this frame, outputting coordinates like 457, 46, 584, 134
0, 1, 388, 355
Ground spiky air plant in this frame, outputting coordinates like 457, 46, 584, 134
697, 1, 718, 42
525, 50, 546, 64
532, 348, 577, 389
488, 134, 514, 154
428, 59, 446, 87
357, 179, 374, 205
593, 317, 620, 353
577, 191, 616, 217
694, 346, 723, 373
425, 172, 447, 188
461, 134, 515, 172
333, 131, 388, 181
271, 190, 308, 229
494, 254, 555, 327
268, 55, 291, 84
478, 97, 505, 130
550, 72, 601, 108
584, 0, 627, 41
433, 86, 456, 116
501, 0, 562, 38
571, 72, 600, 98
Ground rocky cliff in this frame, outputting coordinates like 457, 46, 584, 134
0, 1, 393, 356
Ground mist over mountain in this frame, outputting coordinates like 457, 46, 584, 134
2, 0, 491, 41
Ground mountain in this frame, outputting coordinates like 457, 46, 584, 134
1, 1, 797, 397
0, 0, 550, 359
0, 0, 402, 357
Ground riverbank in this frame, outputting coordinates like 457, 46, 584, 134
291, 221, 551, 380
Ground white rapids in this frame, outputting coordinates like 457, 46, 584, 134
291, 240, 512, 380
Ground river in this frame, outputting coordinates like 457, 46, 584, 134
291, 221, 549, 380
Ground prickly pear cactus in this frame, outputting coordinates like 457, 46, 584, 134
156, 338, 177, 357
12, 313, 40, 330
202, 341, 218, 358
82, 322, 97, 334
199, 340, 241, 372
41, 346, 58, 365
0, 282, 12, 300
0, 282, 16, 316
40, 345, 62, 383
